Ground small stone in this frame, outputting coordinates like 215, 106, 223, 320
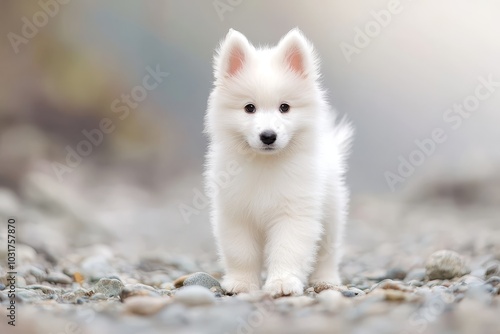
485, 263, 500, 279
450, 283, 468, 293
120, 284, 160, 301
17, 245, 38, 264
407, 280, 424, 287
61, 292, 77, 303
183, 272, 222, 291
459, 275, 484, 286
161, 282, 175, 290
16, 288, 44, 301
174, 286, 215, 306
385, 268, 407, 280
46, 272, 72, 285
485, 276, 500, 287
93, 278, 124, 297
0, 283, 5, 290
404, 268, 426, 282
25, 285, 60, 295
275, 295, 315, 308
384, 289, 407, 302
173, 275, 189, 289
348, 287, 366, 296
22, 265, 47, 282
158, 289, 173, 297
124, 296, 169, 315
90, 293, 108, 300
317, 290, 347, 311
305, 287, 316, 297
341, 290, 358, 298
425, 250, 469, 280
16, 277, 27, 288
313, 281, 342, 294
81, 253, 114, 281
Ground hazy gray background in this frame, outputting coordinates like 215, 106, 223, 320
1, 0, 499, 255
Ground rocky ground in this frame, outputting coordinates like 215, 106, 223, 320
0, 171, 500, 334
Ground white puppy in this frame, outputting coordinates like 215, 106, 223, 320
204, 28, 353, 297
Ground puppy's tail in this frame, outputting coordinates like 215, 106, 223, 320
333, 116, 354, 173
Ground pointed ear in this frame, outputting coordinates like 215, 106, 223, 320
214, 29, 253, 79
276, 28, 318, 78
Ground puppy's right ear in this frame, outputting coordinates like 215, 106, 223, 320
214, 29, 252, 80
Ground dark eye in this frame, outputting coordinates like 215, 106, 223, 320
244, 104, 256, 113
279, 103, 290, 113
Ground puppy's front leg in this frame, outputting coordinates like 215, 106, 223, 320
263, 217, 322, 297
216, 214, 263, 294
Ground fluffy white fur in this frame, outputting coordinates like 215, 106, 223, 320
204, 28, 353, 297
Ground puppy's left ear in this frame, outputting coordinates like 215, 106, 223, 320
276, 28, 318, 79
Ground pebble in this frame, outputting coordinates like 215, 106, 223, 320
317, 290, 347, 311
425, 250, 469, 280
485, 276, 500, 287
383, 289, 408, 302
81, 254, 114, 281
20, 265, 47, 282
173, 275, 189, 289
93, 278, 124, 297
313, 281, 341, 294
175, 286, 215, 306
407, 280, 424, 287
485, 263, 500, 279
404, 268, 426, 282
120, 284, 160, 300
46, 272, 73, 285
183, 272, 222, 291
275, 295, 315, 308
376, 279, 413, 292
459, 275, 484, 286
17, 244, 38, 264
25, 285, 60, 295
349, 288, 366, 296
385, 268, 407, 280
16, 276, 27, 287
0, 283, 5, 290
341, 290, 358, 298
90, 293, 108, 301
16, 288, 45, 302
124, 296, 169, 315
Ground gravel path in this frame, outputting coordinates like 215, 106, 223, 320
0, 174, 499, 334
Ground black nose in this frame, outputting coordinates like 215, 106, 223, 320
260, 130, 277, 145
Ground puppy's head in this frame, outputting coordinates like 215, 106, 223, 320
206, 29, 324, 155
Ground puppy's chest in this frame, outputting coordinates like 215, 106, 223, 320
220, 161, 319, 218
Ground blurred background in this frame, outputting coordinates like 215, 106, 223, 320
1, 0, 500, 260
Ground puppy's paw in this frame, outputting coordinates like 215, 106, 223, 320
222, 277, 259, 295
263, 276, 304, 297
